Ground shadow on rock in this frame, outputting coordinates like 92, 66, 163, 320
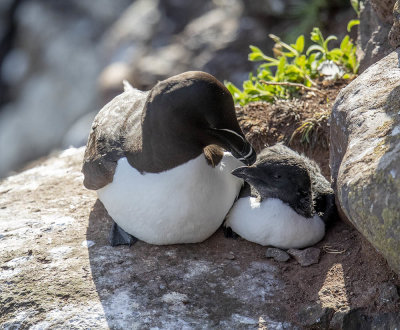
86, 199, 295, 328
86, 199, 399, 328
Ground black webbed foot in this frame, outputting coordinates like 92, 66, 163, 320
223, 226, 240, 239
109, 221, 138, 247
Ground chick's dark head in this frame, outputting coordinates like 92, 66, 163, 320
232, 153, 314, 218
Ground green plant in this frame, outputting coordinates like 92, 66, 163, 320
347, 0, 360, 33
225, 25, 359, 106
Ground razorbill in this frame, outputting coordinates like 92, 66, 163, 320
224, 143, 336, 249
82, 71, 256, 246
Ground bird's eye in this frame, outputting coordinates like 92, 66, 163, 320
272, 174, 281, 179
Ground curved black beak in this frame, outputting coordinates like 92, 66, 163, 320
208, 128, 256, 165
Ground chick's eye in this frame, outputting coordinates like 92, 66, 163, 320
272, 174, 281, 180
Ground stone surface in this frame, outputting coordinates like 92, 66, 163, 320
358, 0, 395, 72
0, 147, 292, 328
389, 0, 400, 48
330, 50, 400, 275
297, 303, 334, 328
370, 0, 396, 24
0, 147, 399, 328
265, 247, 290, 262
0, 0, 132, 178
287, 248, 321, 267
377, 282, 400, 309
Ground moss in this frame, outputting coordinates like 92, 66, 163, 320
344, 164, 400, 275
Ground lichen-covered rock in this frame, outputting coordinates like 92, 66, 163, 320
330, 49, 400, 275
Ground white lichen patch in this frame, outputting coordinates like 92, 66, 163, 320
183, 260, 211, 279
49, 246, 73, 258
231, 313, 258, 325
0, 256, 33, 280
32, 301, 107, 329
41, 215, 76, 228
161, 292, 189, 304
223, 261, 281, 303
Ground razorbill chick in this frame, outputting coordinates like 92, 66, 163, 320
224, 144, 336, 249
82, 71, 256, 246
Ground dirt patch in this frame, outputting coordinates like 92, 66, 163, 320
236, 79, 349, 178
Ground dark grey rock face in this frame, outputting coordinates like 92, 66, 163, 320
357, 0, 396, 72
330, 49, 400, 275
389, 0, 400, 48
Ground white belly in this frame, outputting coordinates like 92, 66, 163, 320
225, 197, 325, 249
97, 153, 243, 245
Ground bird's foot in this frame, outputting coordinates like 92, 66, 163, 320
109, 221, 138, 247
223, 226, 239, 239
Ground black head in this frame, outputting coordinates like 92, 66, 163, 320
142, 71, 256, 165
232, 152, 314, 218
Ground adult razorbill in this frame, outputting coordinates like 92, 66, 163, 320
224, 144, 336, 249
82, 71, 256, 246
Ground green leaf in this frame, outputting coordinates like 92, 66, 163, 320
350, 0, 360, 16
340, 35, 350, 51
323, 35, 337, 52
310, 27, 324, 46
306, 44, 325, 55
347, 19, 360, 32
225, 19, 359, 106
249, 45, 262, 53
295, 35, 305, 53
329, 48, 343, 60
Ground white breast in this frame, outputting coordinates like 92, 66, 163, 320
97, 153, 243, 245
225, 197, 325, 249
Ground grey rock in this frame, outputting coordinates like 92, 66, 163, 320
370, 0, 396, 24
287, 247, 320, 266
377, 282, 400, 309
297, 302, 334, 328
389, 0, 400, 48
330, 50, 400, 275
358, 0, 394, 72
341, 309, 400, 329
0, 147, 294, 328
329, 311, 346, 330
265, 247, 290, 262
0, 48, 29, 85
130, 3, 269, 89
0, 0, 132, 178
